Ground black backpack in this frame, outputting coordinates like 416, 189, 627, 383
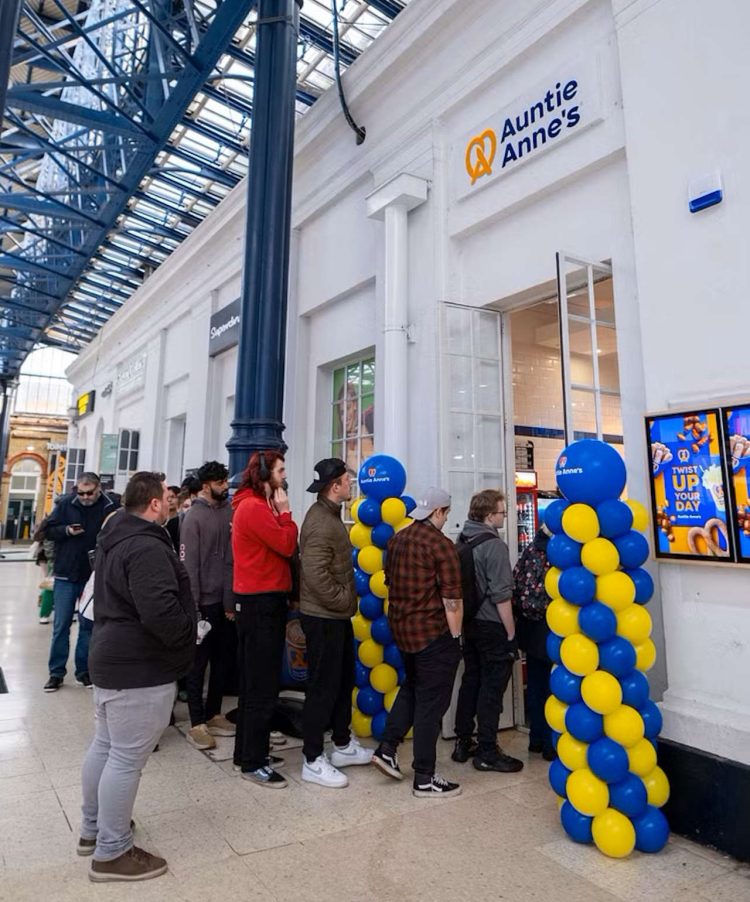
456, 532, 498, 622
512, 539, 551, 622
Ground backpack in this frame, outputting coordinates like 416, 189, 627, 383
456, 532, 498, 622
512, 539, 551, 621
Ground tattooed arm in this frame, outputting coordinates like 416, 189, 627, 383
442, 596, 464, 637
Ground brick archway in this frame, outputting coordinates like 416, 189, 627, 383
4, 451, 48, 480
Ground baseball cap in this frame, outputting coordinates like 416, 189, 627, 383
307, 458, 348, 493
411, 486, 451, 521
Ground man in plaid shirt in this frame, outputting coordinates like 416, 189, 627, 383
371, 487, 464, 797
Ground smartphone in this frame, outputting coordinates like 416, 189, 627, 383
281, 479, 289, 492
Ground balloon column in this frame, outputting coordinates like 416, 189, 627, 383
349, 454, 415, 742
545, 440, 670, 858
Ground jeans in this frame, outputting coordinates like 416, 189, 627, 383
48, 578, 90, 679
233, 594, 287, 771
381, 632, 461, 777
186, 603, 231, 727
454, 620, 515, 756
300, 615, 354, 762
80, 683, 175, 861
526, 654, 552, 750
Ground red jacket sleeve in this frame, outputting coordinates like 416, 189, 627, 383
236, 501, 298, 557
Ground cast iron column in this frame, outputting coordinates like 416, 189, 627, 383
227, 0, 301, 482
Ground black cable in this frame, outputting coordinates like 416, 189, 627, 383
331, 1, 366, 145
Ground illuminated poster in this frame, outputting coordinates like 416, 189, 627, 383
723, 405, 750, 563
646, 409, 734, 561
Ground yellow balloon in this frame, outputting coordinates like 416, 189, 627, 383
384, 686, 400, 712
405, 727, 414, 739
544, 695, 568, 733
557, 732, 589, 771
616, 604, 653, 645
635, 638, 657, 672
603, 704, 645, 748
350, 522, 373, 549
394, 517, 413, 533
581, 538, 620, 576
545, 598, 580, 637
350, 497, 363, 523
567, 768, 609, 817
352, 687, 359, 707
596, 572, 636, 611
592, 807, 636, 858
626, 499, 649, 533
581, 671, 622, 715
351, 612, 372, 642
358, 545, 384, 575
383, 598, 389, 615
370, 663, 398, 694
351, 708, 372, 738
358, 638, 384, 668
381, 497, 407, 527
544, 566, 562, 599
562, 503, 600, 544
627, 738, 657, 777
643, 765, 670, 807
369, 569, 388, 599
560, 634, 599, 676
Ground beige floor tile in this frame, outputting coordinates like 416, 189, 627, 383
0, 754, 45, 779
688, 867, 750, 901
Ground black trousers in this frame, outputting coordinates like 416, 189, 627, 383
454, 620, 515, 756
381, 632, 461, 777
186, 603, 231, 727
233, 593, 287, 771
526, 654, 552, 750
300, 614, 354, 762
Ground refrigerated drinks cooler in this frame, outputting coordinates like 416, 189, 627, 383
516, 470, 539, 552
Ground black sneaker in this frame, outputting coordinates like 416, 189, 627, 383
240, 766, 287, 789
44, 676, 63, 692
528, 741, 544, 754
412, 773, 462, 798
473, 749, 524, 773
451, 737, 478, 763
76, 674, 93, 688
371, 746, 404, 781
542, 747, 557, 762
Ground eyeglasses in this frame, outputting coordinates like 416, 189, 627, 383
494, 508, 506, 515
78, 489, 97, 497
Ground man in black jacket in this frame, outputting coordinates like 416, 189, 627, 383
78, 471, 195, 883
43, 472, 119, 692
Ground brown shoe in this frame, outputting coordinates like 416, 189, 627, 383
187, 724, 216, 750
89, 846, 167, 883
206, 714, 235, 737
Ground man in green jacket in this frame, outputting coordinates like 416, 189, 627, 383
299, 458, 372, 788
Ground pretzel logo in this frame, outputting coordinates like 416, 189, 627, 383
465, 129, 497, 185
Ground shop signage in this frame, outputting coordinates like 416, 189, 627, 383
723, 404, 750, 564
209, 299, 241, 357
76, 390, 95, 418
116, 352, 146, 396
99, 433, 119, 474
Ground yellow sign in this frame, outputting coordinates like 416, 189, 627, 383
76, 390, 95, 417
465, 128, 497, 185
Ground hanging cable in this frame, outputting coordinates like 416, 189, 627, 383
331, 0, 366, 145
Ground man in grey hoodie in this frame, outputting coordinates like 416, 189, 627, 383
180, 461, 235, 750
452, 489, 524, 773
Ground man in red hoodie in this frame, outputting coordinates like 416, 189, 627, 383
231, 450, 298, 788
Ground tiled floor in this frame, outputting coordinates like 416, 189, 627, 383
1, 557, 748, 901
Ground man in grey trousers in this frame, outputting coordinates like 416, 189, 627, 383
79, 472, 195, 882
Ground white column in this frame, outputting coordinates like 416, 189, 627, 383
367, 174, 428, 463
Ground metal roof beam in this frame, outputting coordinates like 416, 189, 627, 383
159, 144, 241, 188
0, 192, 103, 224
179, 115, 246, 155
132, 190, 203, 227
365, 0, 404, 19
6, 88, 147, 138
299, 17, 358, 66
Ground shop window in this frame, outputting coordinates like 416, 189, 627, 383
331, 356, 375, 514
64, 448, 86, 493
117, 429, 140, 476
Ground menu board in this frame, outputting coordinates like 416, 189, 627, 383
645, 409, 734, 562
723, 405, 750, 563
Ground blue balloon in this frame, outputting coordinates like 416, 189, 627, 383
632, 805, 669, 852
558, 567, 596, 606
401, 494, 416, 515
370, 615, 393, 646
626, 567, 655, 605
599, 636, 637, 677
587, 736, 629, 783
358, 454, 407, 501
358, 497, 382, 527
556, 440, 627, 506
561, 800, 593, 843
620, 670, 650, 709
384, 642, 403, 669
544, 499, 570, 534
359, 592, 383, 621
550, 729, 561, 751
609, 773, 648, 818
397, 667, 406, 685
356, 686, 384, 716
548, 758, 571, 797
351, 548, 360, 567
355, 661, 371, 688
579, 601, 617, 643
371, 710, 388, 741
549, 665, 583, 705
547, 632, 563, 665
371, 522, 395, 549
354, 568, 371, 597
614, 531, 650, 569
596, 499, 634, 539
565, 702, 604, 743
547, 534, 582, 570
640, 700, 663, 739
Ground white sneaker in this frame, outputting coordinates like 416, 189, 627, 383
330, 738, 373, 768
301, 754, 349, 788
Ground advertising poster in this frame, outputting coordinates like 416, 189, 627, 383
723, 405, 750, 563
646, 409, 734, 561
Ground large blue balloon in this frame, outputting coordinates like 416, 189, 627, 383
609, 773, 648, 818
633, 806, 669, 852
357, 497, 382, 527
579, 601, 617, 643
614, 531, 650, 569
626, 567, 655, 605
620, 670, 650, 709
561, 800, 593, 843
547, 534, 583, 570
587, 736, 629, 783
544, 499, 569, 534
401, 495, 416, 515
355, 661, 371, 688
371, 710, 388, 742
558, 567, 596, 606
565, 702, 604, 743
546, 632, 563, 665
351, 548, 360, 567
370, 615, 393, 646
358, 455, 407, 501
598, 636, 637, 677
596, 499, 634, 539
371, 522, 395, 549
549, 665, 583, 705
556, 440, 627, 506
548, 758, 571, 797
384, 642, 403, 669
354, 568, 371, 597
356, 686, 384, 716
640, 699, 663, 739
359, 593, 383, 621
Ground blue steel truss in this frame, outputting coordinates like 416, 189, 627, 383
1, 0, 408, 379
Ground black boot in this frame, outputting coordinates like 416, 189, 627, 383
451, 736, 478, 763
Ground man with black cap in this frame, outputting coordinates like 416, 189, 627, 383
299, 458, 373, 788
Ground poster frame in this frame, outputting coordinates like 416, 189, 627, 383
720, 402, 750, 565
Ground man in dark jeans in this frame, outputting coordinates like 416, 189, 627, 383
452, 489, 523, 773
372, 487, 464, 798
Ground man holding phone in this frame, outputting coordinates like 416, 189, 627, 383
43, 472, 119, 692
